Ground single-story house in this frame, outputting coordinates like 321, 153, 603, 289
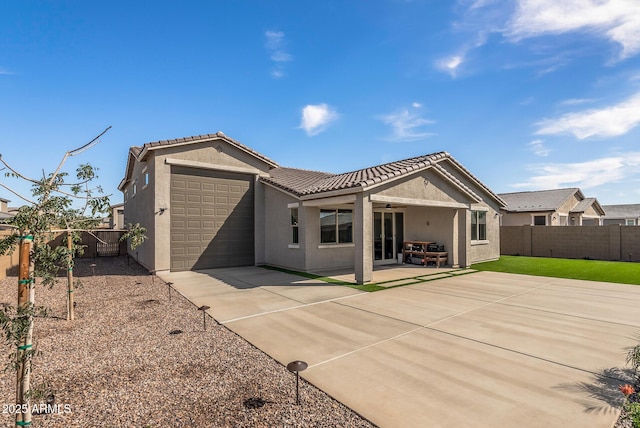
602, 204, 640, 226
119, 132, 506, 284
498, 188, 605, 226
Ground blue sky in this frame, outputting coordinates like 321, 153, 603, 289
1, 0, 640, 208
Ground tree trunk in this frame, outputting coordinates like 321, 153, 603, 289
67, 232, 74, 321
16, 235, 33, 427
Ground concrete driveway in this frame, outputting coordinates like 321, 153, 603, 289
159, 267, 640, 428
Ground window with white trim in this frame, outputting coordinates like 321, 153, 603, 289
320, 209, 353, 244
626, 219, 635, 226
291, 208, 299, 244
471, 210, 486, 241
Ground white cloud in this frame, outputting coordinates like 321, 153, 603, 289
445, 0, 640, 75
506, 0, 640, 60
299, 104, 338, 136
265, 31, 292, 78
379, 106, 435, 142
535, 92, 640, 139
528, 139, 550, 157
265, 31, 292, 62
411, 102, 422, 108
435, 55, 464, 77
559, 98, 595, 106
512, 152, 640, 189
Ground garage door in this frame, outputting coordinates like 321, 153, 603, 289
170, 166, 254, 271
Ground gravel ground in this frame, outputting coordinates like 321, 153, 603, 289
0, 256, 376, 428
616, 391, 640, 428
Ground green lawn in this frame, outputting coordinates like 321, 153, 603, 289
472, 256, 640, 286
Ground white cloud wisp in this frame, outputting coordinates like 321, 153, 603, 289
512, 152, 640, 190
379, 105, 435, 142
506, 0, 640, 60
265, 30, 292, 78
528, 139, 550, 157
435, 55, 465, 78
299, 103, 338, 136
535, 92, 640, 139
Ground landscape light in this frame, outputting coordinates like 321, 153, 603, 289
286, 360, 308, 405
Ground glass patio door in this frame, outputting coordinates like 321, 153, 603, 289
374, 211, 403, 262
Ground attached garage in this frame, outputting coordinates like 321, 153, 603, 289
170, 166, 255, 271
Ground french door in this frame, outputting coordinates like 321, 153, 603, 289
373, 211, 404, 263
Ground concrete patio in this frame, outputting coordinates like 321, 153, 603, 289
313, 263, 462, 286
158, 266, 640, 428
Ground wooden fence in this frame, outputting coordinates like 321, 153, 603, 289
0, 230, 18, 280
1, 230, 127, 280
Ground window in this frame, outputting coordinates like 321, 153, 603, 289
143, 171, 149, 188
291, 208, 299, 244
132, 181, 137, 197
533, 215, 546, 226
320, 209, 353, 244
627, 219, 635, 226
471, 211, 486, 241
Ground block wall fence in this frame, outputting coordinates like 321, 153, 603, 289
501, 225, 640, 262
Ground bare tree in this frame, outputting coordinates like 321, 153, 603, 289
0, 127, 146, 426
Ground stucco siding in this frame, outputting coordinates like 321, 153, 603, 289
376, 170, 468, 205
469, 203, 500, 264
126, 139, 274, 272
560, 194, 581, 213
404, 206, 454, 252
502, 212, 535, 226
123, 157, 155, 271
582, 205, 601, 218
157, 140, 274, 173
303, 205, 355, 273
263, 186, 305, 270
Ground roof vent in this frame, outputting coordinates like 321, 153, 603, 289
216, 131, 225, 137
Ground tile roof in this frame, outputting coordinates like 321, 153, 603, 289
120, 132, 504, 206
136, 132, 279, 167
262, 151, 503, 206
130, 146, 142, 158
498, 188, 581, 212
120, 132, 279, 190
264, 167, 335, 195
572, 197, 606, 216
602, 204, 640, 218
262, 152, 450, 196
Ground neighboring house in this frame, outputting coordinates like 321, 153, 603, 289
109, 203, 125, 229
499, 188, 605, 226
119, 132, 506, 284
0, 198, 14, 226
602, 204, 640, 226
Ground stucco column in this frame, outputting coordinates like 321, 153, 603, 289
451, 210, 460, 268
457, 208, 470, 268
254, 176, 266, 265
354, 193, 373, 284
